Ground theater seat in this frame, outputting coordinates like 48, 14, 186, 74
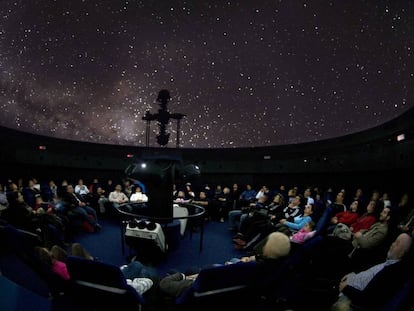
64, 256, 145, 310
175, 261, 258, 309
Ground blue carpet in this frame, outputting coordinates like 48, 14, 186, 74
72, 217, 246, 277
0, 276, 50, 311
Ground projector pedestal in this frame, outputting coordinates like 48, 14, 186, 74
125, 221, 166, 252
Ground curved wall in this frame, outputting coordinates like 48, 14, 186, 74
1, 107, 413, 196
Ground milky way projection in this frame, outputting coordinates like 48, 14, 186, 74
0, 1, 413, 148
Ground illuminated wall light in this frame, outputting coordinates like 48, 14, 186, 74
303, 159, 308, 163
141, 163, 147, 169
38, 145, 47, 150
397, 133, 405, 142
263, 155, 271, 160
126, 154, 134, 158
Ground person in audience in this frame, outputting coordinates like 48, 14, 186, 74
331, 232, 413, 311
228, 193, 269, 232
290, 220, 316, 244
350, 187, 367, 207
231, 194, 270, 243
74, 178, 89, 198
238, 184, 257, 208
310, 205, 392, 280
41, 180, 58, 202
122, 179, 134, 198
397, 203, 414, 234
35, 243, 157, 296
0, 183, 10, 216
393, 192, 411, 227
129, 186, 149, 205
211, 186, 232, 222
22, 179, 42, 208
275, 203, 315, 236
327, 200, 361, 234
128, 186, 149, 213
255, 185, 271, 204
232, 194, 304, 250
348, 200, 381, 234
303, 187, 315, 206
316, 190, 348, 235
90, 186, 109, 215
3, 191, 67, 247
267, 193, 293, 224
2, 191, 37, 230
379, 191, 392, 208
88, 178, 101, 196
35, 245, 71, 281
230, 183, 241, 210
103, 179, 115, 195
108, 184, 130, 211
184, 183, 196, 200
62, 184, 101, 232
173, 190, 192, 204
191, 190, 211, 220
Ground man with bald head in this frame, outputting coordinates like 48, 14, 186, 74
331, 232, 413, 310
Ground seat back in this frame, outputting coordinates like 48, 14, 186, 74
176, 261, 258, 307
66, 256, 144, 310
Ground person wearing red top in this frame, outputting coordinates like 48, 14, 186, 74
349, 200, 379, 234
327, 200, 361, 234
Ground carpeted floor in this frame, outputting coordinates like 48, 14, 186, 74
72, 215, 246, 278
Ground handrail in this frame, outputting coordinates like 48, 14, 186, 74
115, 202, 205, 222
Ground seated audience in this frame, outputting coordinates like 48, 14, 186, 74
331, 232, 413, 311
159, 232, 291, 298
108, 184, 130, 212
62, 184, 101, 233
327, 200, 361, 234
35, 242, 157, 296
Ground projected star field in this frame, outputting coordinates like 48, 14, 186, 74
0, 1, 413, 148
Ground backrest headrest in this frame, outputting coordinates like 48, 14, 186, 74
66, 256, 127, 288
193, 261, 257, 292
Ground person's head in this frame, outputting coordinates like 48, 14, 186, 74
115, 184, 122, 192
287, 189, 296, 197
378, 207, 391, 223
304, 220, 316, 232
72, 243, 93, 260
304, 188, 312, 198
258, 195, 268, 203
303, 204, 314, 215
35, 247, 54, 266
273, 193, 285, 206
387, 233, 413, 260
292, 195, 303, 207
261, 232, 291, 260
335, 191, 345, 203
350, 200, 359, 213
66, 184, 74, 193
16, 192, 25, 203
366, 200, 376, 213
199, 191, 207, 199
